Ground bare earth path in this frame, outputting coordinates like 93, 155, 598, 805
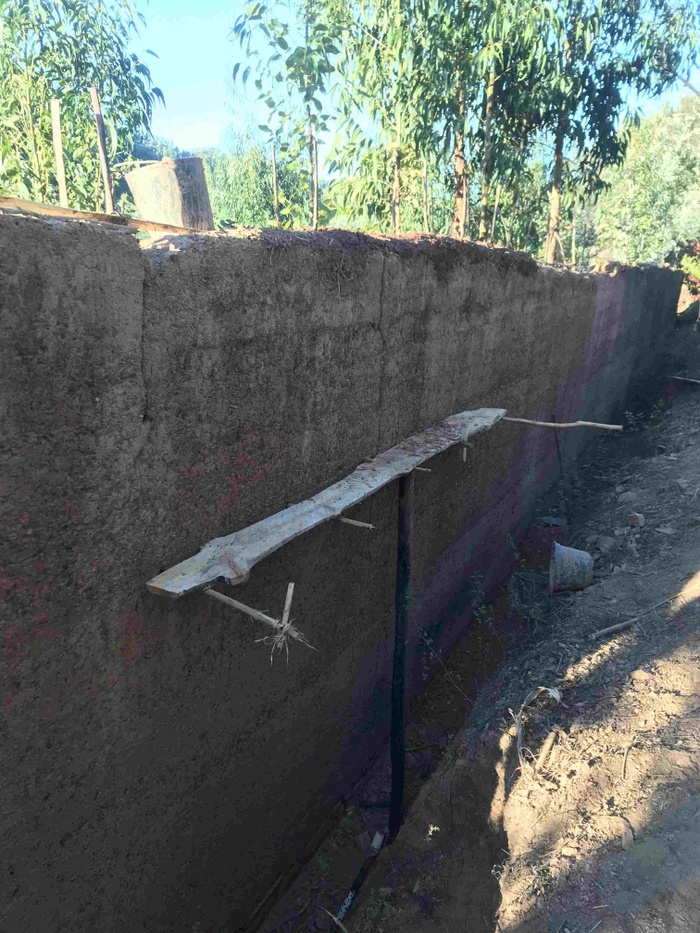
348, 320, 700, 933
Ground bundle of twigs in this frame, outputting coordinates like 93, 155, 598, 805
204, 584, 316, 664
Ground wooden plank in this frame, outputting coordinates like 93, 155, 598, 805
146, 407, 506, 598
0, 195, 193, 235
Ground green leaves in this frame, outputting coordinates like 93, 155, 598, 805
0, 0, 164, 211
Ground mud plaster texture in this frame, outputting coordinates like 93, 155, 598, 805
0, 214, 682, 931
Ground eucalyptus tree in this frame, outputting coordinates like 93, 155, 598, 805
538, 0, 700, 264
0, 0, 162, 209
326, 0, 435, 232
232, 0, 343, 226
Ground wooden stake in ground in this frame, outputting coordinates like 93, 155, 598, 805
50, 99, 69, 208
271, 144, 281, 228
489, 182, 501, 244
89, 86, 115, 214
422, 157, 430, 234
312, 137, 319, 230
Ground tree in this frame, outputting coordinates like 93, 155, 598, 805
0, 0, 163, 211
134, 131, 308, 228
232, 0, 342, 227
538, 0, 700, 264
592, 96, 700, 264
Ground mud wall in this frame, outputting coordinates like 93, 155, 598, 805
0, 214, 682, 932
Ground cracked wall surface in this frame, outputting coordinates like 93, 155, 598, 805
0, 215, 682, 931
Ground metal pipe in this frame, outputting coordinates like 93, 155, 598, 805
389, 471, 414, 842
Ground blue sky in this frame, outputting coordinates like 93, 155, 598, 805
134, 0, 699, 153
133, 0, 256, 150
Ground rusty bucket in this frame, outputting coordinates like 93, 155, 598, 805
125, 157, 214, 230
549, 542, 594, 594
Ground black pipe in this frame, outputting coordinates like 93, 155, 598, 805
389, 470, 414, 842
335, 830, 384, 922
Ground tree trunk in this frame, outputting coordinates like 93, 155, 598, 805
451, 83, 466, 237
312, 137, 319, 230
489, 182, 501, 243
271, 144, 281, 228
478, 70, 496, 241
544, 116, 565, 264
391, 113, 402, 235
422, 158, 430, 234
306, 104, 314, 227
452, 128, 465, 237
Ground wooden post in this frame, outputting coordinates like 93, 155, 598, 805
461, 173, 468, 239
389, 470, 414, 842
312, 136, 319, 230
50, 99, 69, 208
571, 216, 576, 267
89, 86, 115, 214
271, 145, 281, 228
489, 182, 501, 244
422, 158, 430, 234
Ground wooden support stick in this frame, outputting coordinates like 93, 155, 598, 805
535, 730, 557, 772
204, 585, 316, 660
490, 182, 501, 244
312, 137, 319, 230
414, 466, 431, 473
670, 375, 700, 385
50, 99, 69, 208
0, 195, 192, 234
422, 158, 430, 234
589, 592, 683, 640
89, 86, 115, 214
504, 417, 622, 431
205, 587, 280, 627
281, 582, 295, 627
339, 517, 375, 529
271, 144, 281, 228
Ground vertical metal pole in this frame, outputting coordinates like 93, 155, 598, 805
389, 470, 413, 842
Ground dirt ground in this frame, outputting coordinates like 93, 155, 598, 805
261, 316, 700, 933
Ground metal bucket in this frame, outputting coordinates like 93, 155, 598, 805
549, 541, 594, 594
125, 157, 214, 231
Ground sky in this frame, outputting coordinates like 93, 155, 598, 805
133, 0, 700, 154
133, 0, 257, 151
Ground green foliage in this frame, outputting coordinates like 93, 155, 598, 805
231, 0, 698, 250
0, 0, 163, 211
198, 136, 307, 228
232, 0, 343, 224
593, 96, 700, 264
131, 131, 308, 229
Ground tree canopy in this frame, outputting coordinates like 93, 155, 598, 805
232, 0, 699, 254
0, 0, 162, 210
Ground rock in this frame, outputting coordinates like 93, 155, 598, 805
631, 669, 652, 681
618, 490, 638, 504
629, 512, 645, 527
561, 845, 580, 857
656, 524, 676, 535
596, 535, 616, 555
